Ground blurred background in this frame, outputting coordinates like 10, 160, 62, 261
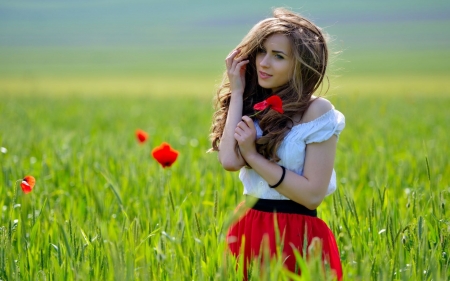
1, 2, 449, 280
1, 0, 449, 97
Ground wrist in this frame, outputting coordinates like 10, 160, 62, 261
241, 150, 261, 166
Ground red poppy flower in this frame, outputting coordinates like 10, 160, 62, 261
152, 142, 179, 168
20, 175, 35, 194
136, 129, 148, 143
253, 95, 284, 114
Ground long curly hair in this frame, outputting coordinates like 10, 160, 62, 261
210, 8, 329, 162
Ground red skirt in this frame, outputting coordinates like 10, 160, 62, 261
226, 198, 343, 280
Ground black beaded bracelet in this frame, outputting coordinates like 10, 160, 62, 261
269, 165, 286, 188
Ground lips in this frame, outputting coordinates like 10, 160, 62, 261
258, 71, 272, 79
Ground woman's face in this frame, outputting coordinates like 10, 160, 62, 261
255, 33, 294, 92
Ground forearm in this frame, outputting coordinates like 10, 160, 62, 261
243, 154, 323, 209
218, 92, 246, 170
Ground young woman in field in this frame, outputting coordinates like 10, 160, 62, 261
210, 7, 345, 280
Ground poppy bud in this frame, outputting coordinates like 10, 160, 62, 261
20, 176, 35, 194
152, 142, 179, 168
136, 129, 149, 143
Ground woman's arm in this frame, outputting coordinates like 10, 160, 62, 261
241, 135, 336, 209
218, 93, 246, 170
235, 98, 337, 209
218, 49, 249, 171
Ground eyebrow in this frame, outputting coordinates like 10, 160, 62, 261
271, 50, 288, 56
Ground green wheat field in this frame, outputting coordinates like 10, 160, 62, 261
1, 1, 450, 280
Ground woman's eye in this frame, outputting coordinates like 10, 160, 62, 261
275, 54, 284, 59
258, 48, 266, 54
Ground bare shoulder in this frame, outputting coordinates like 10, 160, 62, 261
301, 97, 333, 123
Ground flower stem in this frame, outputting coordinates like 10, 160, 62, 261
10, 180, 20, 219
247, 110, 262, 119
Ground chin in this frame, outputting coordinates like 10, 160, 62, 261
257, 81, 271, 89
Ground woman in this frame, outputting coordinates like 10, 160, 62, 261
210, 7, 345, 280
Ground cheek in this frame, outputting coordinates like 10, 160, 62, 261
279, 62, 293, 79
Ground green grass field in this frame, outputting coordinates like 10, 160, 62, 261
1, 54, 449, 279
1, 1, 450, 280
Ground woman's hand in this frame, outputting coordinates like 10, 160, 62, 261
234, 116, 257, 159
226, 49, 249, 94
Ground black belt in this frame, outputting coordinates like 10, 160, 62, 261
247, 196, 317, 217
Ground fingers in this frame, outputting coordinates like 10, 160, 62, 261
241, 116, 252, 125
226, 49, 248, 71
236, 120, 250, 130
234, 121, 246, 139
234, 118, 255, 142
234, 127, 244, 136
225, 49, 236, 67
241, 116, 255, 129
233, 124, 245, 142
236, 59, 249, 73
232, 57, 249, 72
225, 49, 240, 69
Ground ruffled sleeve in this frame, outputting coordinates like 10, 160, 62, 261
304, 109, 345, 144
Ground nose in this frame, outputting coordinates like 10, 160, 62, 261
259, 54, 270, 68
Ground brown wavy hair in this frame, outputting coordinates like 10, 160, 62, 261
210, 8, 329, 162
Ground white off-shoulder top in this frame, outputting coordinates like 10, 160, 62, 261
240, 108, 345, 200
